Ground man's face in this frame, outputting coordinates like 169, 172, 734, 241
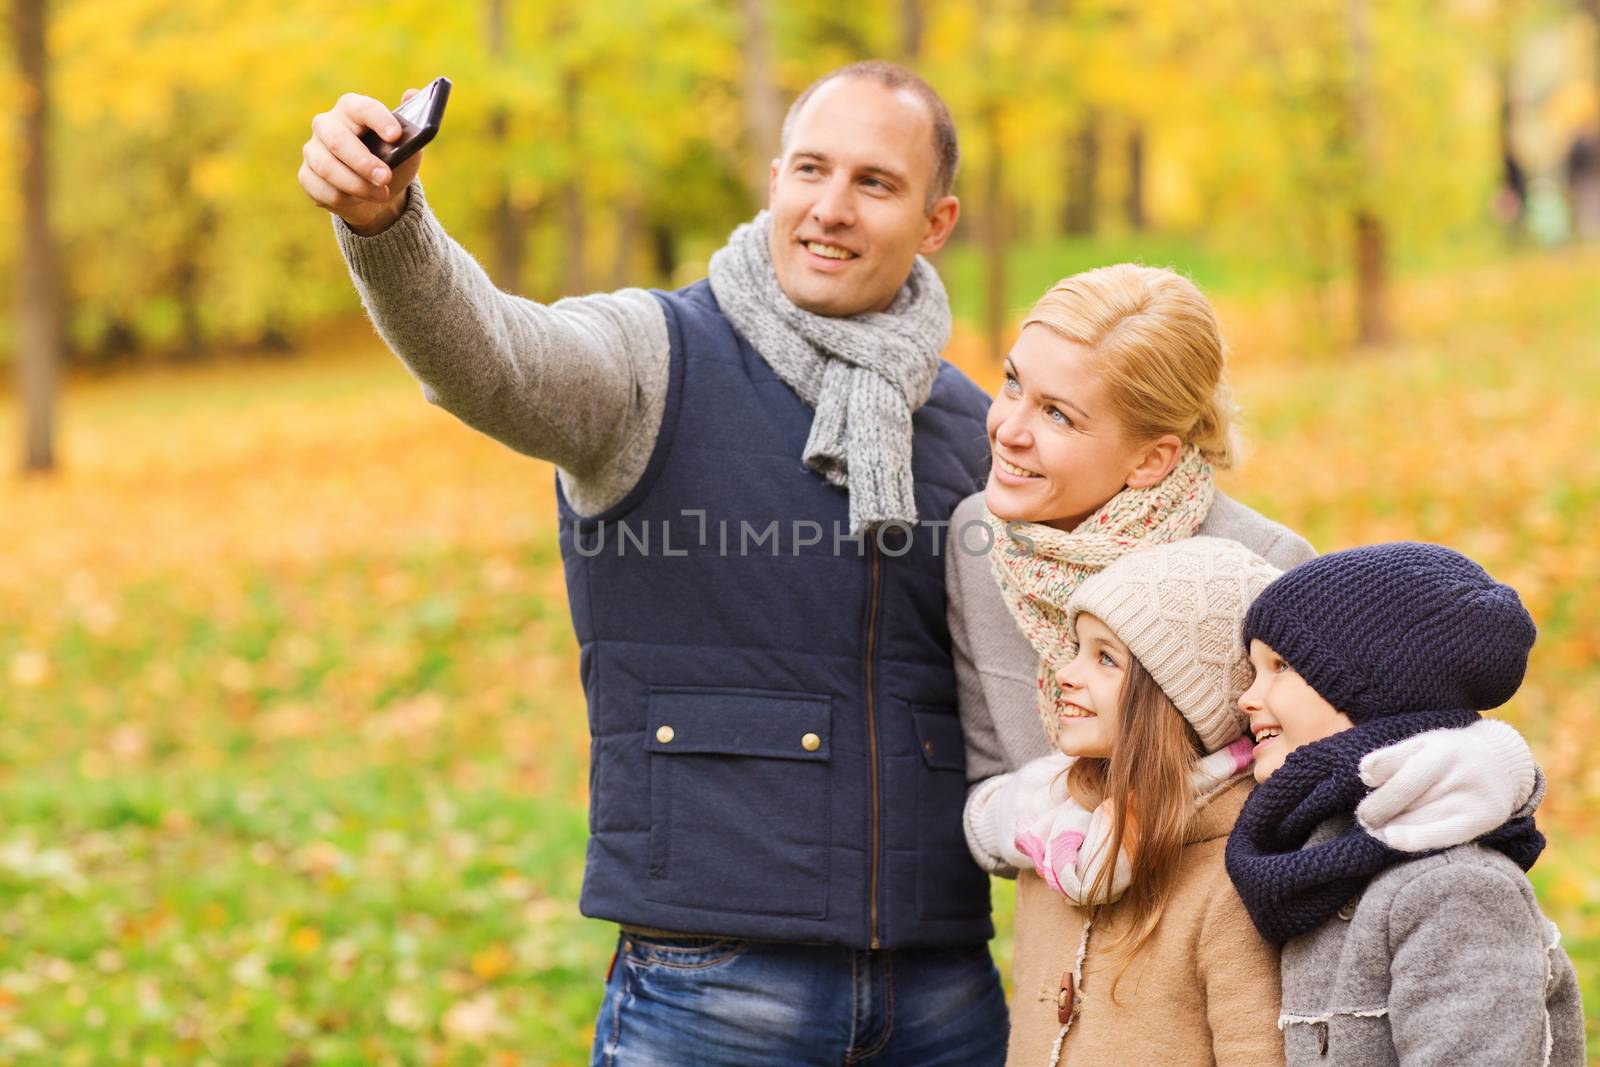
767, 77, 959, 317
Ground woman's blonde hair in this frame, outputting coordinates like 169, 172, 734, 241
1065, 656, 1205, 998
1022, 264, 1240, 469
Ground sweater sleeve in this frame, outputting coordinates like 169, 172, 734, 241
949, 518, 1012, 787
1197, 871, 1286, 1067
1387, 861, 1551, 1066
952, 534, 1021, 876
951, 496, 1056, 876
333, 181, 670, 516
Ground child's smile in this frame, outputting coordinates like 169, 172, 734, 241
1239, 640, 1354, 782
1052, 613, 1125, 759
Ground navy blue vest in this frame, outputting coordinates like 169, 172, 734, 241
557, 280, 994, 948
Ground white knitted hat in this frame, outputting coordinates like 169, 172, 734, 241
1065, 537, 1283, 753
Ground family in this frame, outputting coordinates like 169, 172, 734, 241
300, 60, 1586, 1066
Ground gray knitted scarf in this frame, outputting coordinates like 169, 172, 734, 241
708, 211, 951, 534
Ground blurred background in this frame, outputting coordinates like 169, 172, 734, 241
1, 0, 1597, 1063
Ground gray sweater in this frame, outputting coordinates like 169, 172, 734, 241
334, 182, 670, 516
1279, 817, 1585, 1067
948, 488, 1316, 874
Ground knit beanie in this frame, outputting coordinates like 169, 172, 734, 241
1241, 542, 1536, 723
1066, 537, 1282, 753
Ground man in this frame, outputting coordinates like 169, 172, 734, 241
300, 62, 1005, 1064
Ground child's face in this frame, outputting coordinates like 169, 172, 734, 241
1051, 613, 1125, 759
1239, 639, 1355, 782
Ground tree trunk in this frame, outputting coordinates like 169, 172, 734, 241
486, 0, 526, 292
16, 0, 60, 473
1346, 0, 1390, 344
982, 102, 1008, 363
649, 220, 678, 285
899, 0, 924, 60
1353, 211, 1390, 346
739, 0, 782, 205
1496, 61, 1526, 239
561, 70, 587, 295
610, 196, 642, 290
562, 179, 587, 296
173, 236, 207, 357
1582, 0, 1600, 127
1125, 123, 1147, 230
490, 111, 527, 292
1062, 112, 1100, 236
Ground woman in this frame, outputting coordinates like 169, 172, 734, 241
951, 263, 1314, 855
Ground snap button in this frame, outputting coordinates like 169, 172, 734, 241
656, 725, 675, 744
801, 732, 821, 752
1056, 972, 1074, 1023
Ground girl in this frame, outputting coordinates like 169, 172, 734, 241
1000, 535, 1284, 1065
1226, 543, 1586, 1066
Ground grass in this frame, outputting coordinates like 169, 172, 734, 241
2, 245, 1599, 1064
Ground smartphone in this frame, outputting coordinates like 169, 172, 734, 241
360, 76, 451, 168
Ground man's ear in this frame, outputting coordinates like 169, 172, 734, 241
768, 157, 781, 205
1124, 434, 1183, 489
918, 195, 960, 255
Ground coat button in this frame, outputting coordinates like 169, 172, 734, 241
1315, 1020, 1329, 1055
801, 732, 821, 752
923, 739, 936, 759
1336, 895, 1360, 921
1056, 972, 1074, 1023
656, 725, 675, 744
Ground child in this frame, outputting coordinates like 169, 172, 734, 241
1225, 542, 1586, 1066
999, 536, 1287, 1066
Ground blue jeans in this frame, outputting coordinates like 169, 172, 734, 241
590, 932, 1008, 1066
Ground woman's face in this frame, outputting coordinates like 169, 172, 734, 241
984, 325, 1153, 532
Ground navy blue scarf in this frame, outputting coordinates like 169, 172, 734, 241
1225, 709, 1545, 945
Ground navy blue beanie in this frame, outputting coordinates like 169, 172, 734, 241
1241, 542, 1536, 723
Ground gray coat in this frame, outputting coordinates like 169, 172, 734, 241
1280, 817, 1586, 1067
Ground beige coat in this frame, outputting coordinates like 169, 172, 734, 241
1007, 776, 1285, 1067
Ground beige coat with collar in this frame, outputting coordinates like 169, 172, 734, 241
1007, 775, 1285, 1067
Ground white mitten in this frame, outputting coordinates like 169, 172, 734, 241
1357, 718, 1538, 853
969, 752, 1072, 871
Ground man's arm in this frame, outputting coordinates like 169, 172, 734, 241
333, 181, 669, 515
300, 91, 668, 515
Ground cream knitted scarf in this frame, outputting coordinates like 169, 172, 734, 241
987, 446, 1216, 746
708, 211, 950, 534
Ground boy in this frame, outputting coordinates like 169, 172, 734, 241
1225, 542, 1586, 1066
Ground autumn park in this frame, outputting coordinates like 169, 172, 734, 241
1, 0, 1599, 1063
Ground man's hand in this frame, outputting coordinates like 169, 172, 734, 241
299, 89, 426, 236
1356, 718, 1538, 852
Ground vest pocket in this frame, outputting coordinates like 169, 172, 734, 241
642, 687, 833, 918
